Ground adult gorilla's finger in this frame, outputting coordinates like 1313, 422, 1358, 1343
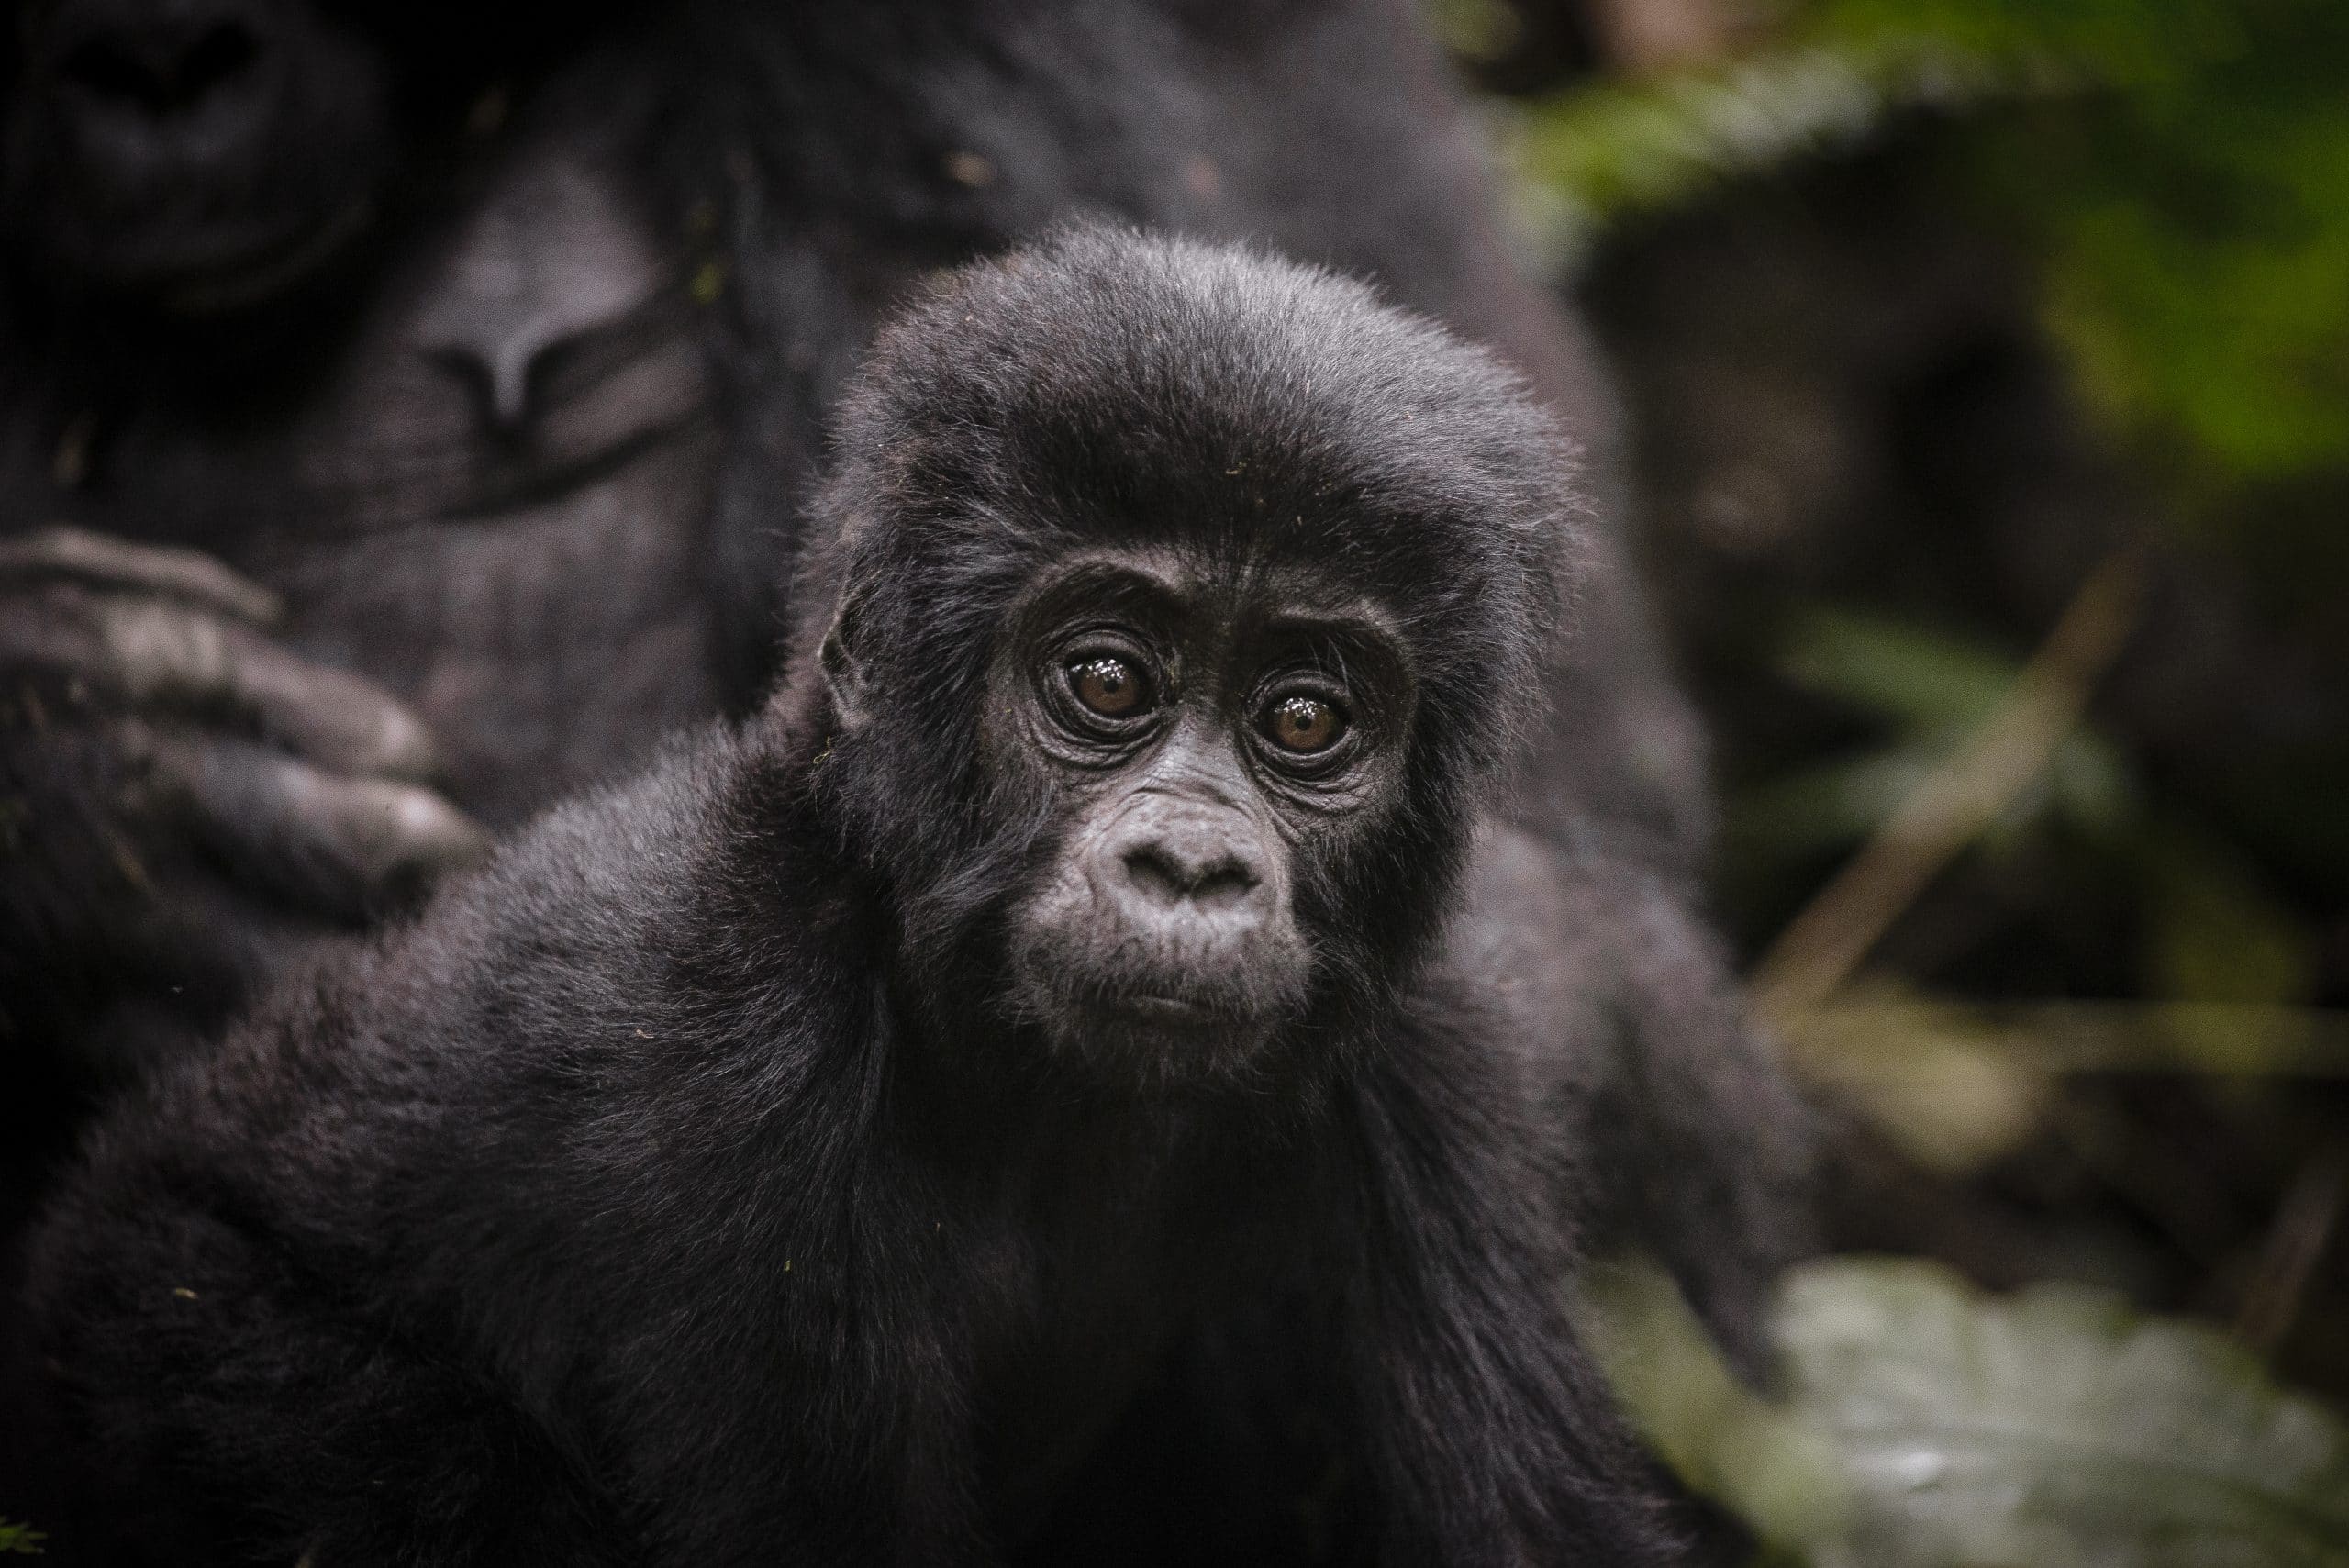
187, 616, 447, 784
0, 527, 283, 625
155, 737, 492, 923
6, 588, 444, 781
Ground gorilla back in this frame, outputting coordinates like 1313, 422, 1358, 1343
14, 232, 1686, 1568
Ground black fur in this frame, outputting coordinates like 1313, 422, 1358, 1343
0, 0, 1720, 1240
11, 232, 1690, 1568
2, 6, 1811, 1536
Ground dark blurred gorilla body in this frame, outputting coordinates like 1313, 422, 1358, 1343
1, 8, 1808, 1541
20, 231, 1692, 1568
0, 0, 1729, 1244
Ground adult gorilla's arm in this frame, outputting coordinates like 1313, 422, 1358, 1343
1339, 990, 1688, 1567
1492, 836, 1820, 1379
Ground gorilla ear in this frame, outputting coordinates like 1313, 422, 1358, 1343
818, 582, 874, 733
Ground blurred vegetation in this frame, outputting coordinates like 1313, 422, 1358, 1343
1486, 0, 2349, 487
1583, 1256, 2349, 1566
1445, 0, 2349, 1557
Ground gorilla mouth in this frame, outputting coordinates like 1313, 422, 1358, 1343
1112, 994, 1216, 1024
1081, 986, 1288, 1042
1064, 988, 1279, 1084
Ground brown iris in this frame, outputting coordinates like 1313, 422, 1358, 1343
1071, 655, 1149, 718
1264, 694, 1343, 753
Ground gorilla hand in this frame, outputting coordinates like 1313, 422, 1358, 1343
0, 528, 487, 1083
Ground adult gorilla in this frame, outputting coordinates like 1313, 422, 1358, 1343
0, 0, 1795, 1371
16, 228, 1696, 1568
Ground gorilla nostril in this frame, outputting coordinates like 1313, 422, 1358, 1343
1120, 847, 1179, 906
1120, 844, 1262, 911
63, 21, 261, 115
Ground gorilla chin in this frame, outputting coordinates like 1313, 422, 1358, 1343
1059, 991, 1300, 1082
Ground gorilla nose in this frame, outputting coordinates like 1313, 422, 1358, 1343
1120, 840, 1264, 913
1104, 797, 1275, 926
59, 2, 267, 121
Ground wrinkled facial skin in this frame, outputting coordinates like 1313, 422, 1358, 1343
985, 550, 1416, 1081
2, 0, 400, 309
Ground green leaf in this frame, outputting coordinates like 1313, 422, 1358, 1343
1507, 0, 2349, 479
0, 1518, 45, 1556
1799, 0, 2249, 86
1734, 608, 2139, 863
1782, 984, 2055, 1173
1776, 1260, 2349, 1568
1730, 751, 1943, 862
1588, 1258, 2349, 1568
1776, 609, 2024, 731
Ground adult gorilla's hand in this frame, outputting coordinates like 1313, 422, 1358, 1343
0, 528, 487, 1083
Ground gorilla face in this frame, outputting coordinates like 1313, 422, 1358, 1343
807, 228, 1578, 1097
4, 0, 399, 308
985, 549, 1418, 1076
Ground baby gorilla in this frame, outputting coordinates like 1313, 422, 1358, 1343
11, 230, 1687, 1566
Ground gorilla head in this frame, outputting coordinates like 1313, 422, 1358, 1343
807, 228, 1583, 1090
0, 0, 604, 311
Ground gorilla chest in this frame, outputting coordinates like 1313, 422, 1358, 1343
974, 1235, 1179, 1515
957, 1142, 1289, 1518
20, 146, 724, 828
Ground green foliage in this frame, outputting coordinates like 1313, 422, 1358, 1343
1782, 984, 2060, 1173
1963, 6, 2349, 484
1777, 608, 2041, 731
1730, 607, 2132, 873
1508, 6, 2349, 1531
1584, 1258, 2349, 1568
1512, 0, 2349, 484
1717, 595, 2344, 1169
1580, 1262, 1854, 1551
0, 1519, 44, 1556
2140, 828, 2315, 1008
1510, 39, 2014, 264
1801, 0, 2252, 83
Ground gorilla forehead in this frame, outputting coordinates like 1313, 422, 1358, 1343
826, 228, 1585, 710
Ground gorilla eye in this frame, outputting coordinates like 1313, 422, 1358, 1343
1069, 654, 1152, 719
1263, 694, 1345, 754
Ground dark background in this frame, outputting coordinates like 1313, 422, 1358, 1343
1452, 0, 2349, 1406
